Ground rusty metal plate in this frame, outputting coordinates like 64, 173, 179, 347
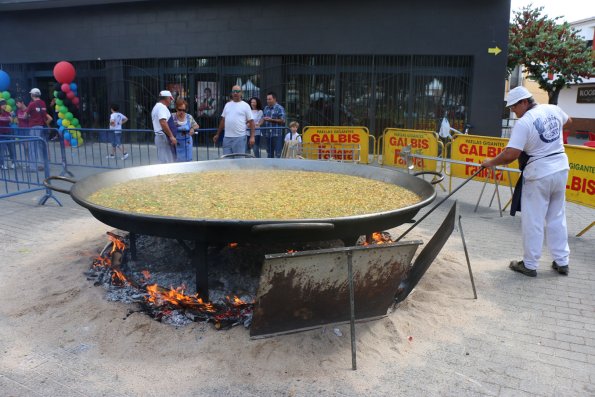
250, 241, 421, 338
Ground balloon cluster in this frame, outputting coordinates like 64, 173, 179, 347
0, 70, 15, 113
52, 61, 83, 147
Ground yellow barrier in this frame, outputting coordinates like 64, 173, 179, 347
565, 145, 595, 209
450, 134, 520, 186
302, 126, 370, 163
380, 128, 440, 171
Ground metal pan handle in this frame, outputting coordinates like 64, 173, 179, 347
43, 175, 77, 195
413, 171, 444, 185
252, 222, 335, 234
219, 153, 255, 159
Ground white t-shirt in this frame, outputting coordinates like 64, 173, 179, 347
250, 109, 263, 136
221, 100, 253, 138
109, 112, 127, 132
284, 132, 302, 142
507, 104, 569, 181
151, 102, 171, 134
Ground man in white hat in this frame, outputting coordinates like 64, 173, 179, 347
151, 90, 176, 163
26, 88, 53, 170
481, 86, 572, 277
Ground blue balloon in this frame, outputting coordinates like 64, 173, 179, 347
57, 118, 63, 126
0, 70, 10, 91
70, 138, 78, 147
64, 132, 71, 141
58, 126, 65, 133
69, 83, 77, 92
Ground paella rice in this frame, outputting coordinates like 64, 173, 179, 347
88, 170, 421, 220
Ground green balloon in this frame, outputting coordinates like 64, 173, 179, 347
65, 112, 74, 120
60, 106, 68, 114
2, 91, 10, 100
55, 99, 63, 106
8, 98, 15, 107
72, 118, 79, 126
53, 90, 59, 98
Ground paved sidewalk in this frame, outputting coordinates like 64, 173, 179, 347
0, 162, 593, 396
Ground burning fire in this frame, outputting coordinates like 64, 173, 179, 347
362, 232, 394, 246
91, 232, 254, 329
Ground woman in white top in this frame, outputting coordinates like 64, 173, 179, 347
247, 97, 264, 157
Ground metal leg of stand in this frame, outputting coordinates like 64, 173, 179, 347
474, 177, 489, 213
193, 241, 209, 299
347, 251, 357, 371
577, 221, 595, 237
458, 216, 477, 299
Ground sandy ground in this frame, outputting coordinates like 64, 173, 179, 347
0, 212, 505, 397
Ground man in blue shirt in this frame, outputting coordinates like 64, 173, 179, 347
262, 92, 286, 158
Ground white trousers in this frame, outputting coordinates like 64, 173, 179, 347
521, 170, 570, 269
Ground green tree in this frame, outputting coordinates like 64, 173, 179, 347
508, 5, 595, 104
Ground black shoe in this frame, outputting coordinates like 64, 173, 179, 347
552, 261, 569, 275
509, 260, 537, 277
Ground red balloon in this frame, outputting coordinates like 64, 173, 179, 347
61, 83, 71, 93
64, 139, 71, 147
72, 97, 80, 105
53, 61, 76, 84
66, 91, 75, 99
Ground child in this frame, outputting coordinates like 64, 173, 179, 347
107, 104, 129, 160
283, 121, 302, 158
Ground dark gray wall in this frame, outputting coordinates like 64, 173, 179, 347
0, 0, 510, 135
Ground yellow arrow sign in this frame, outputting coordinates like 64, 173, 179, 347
488, 46, 502, 56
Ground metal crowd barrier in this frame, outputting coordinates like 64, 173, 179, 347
0, 135, 61, 205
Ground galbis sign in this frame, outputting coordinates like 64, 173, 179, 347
577, 86, 595, 104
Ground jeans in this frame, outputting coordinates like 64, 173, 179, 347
222, 136, 247, 156
0, 132, 16, 166
263, 134, 283, 158
246, 135, 261, 157
28, 126, 47, 166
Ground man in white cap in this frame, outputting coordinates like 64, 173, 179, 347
151, 90, 177, 163
212, 85, 255, 156
26, 88, 53, 170
481, 86, 571, 277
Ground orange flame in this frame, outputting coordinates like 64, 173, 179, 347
362, 232, 393, 246
111, 268, 129, 285
146, 284, 216, 312
108, 234, 126, 254
228, 242, 238, 248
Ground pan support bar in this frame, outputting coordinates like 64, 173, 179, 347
457, 215, 477, 299
347, 251, 357, 371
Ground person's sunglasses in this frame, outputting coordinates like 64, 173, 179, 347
177, 108, 186, 111
231, 90, 242, 93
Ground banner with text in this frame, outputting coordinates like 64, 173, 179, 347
381, 128, 439, 171
302, 126, 370, 163
565, 145, 595, 208
450, 135, 520, 186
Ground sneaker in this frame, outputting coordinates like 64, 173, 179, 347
552, 261, 569, 275
106, 154, 116, 159
121, 153, 129, 160
509, 260, 537, 277
0, 164, 7, 170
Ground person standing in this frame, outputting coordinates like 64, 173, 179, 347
151, 90, 177, 163
172, 98, 199, 162
262, 92, 286, 158
0, 99, 16, 170
212, 86, 255, 156
246, 96, 264, 157
197, 87, 217, 130
26, 88, 52, 170
107, 104, 129, 160
481, 86, 571, 277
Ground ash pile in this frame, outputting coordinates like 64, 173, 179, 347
86, 232, 354, 330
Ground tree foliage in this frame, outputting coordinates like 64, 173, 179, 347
508, 5, 595, 104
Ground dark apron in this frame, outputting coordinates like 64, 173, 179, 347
510, 151, 563, 216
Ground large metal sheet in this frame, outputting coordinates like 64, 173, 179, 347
250, 241, 421, 338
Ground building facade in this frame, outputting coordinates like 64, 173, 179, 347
0, 0, 510, 136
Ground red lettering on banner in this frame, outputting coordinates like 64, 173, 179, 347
460, 144, 504, 158
389, 137, 408, 146
411, 138, 429, 149
569, 177, 595, 195
312, 133, 361, 144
